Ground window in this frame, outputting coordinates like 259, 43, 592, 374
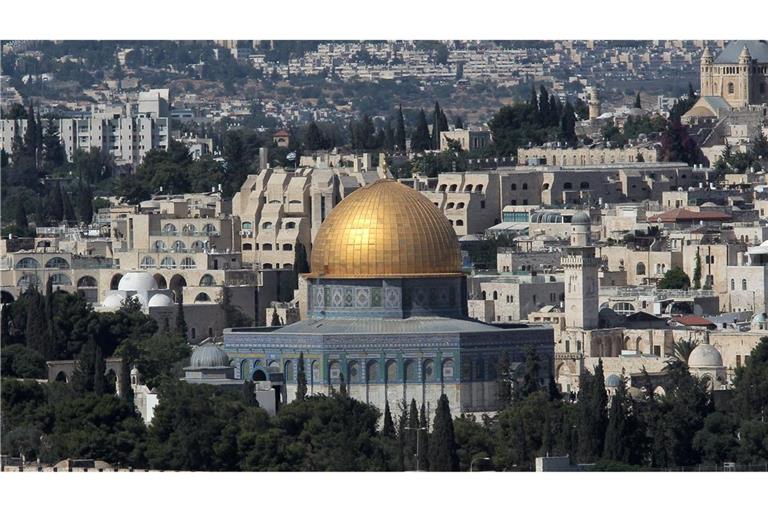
742, 279, 748, 290
728, 82, 735, 94
282, 243, 293, 251
50, 273, 72, 285
262, 243, 273, 251
243, 243, 253, 251
522, 183, 528, 190
456, 220, 464, 226
199, 274, 215, 286
160, 256, 176, 269
180, 257, 196, 269
511, 183, 517, 190
15, 257, 40, 269
140, 255, 156, 268
241, 221, 253, 230
194, 292, 211, 302
285, 221, 296, 229
162, 223, 177, 234
191, 241, 205, 252
153, 240, 166, 251
262, 222, 273, 229
580, 182, 589, 190
636, 262, 646, 275
446, 202, 455, 209
731, 279, 735, 291
45, 257, 70, 269
202, 223, 217, 234
172, 240, 186, 252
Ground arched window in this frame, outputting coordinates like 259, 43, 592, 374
160, 256, 176, 269
45, 257, 70, 269
182, 224, 197, 235
446, 202, 455, 209
493, 290, 498, 300
742, 279, 748, 290
243, 243, 253, 251
262, 263, 273, 269
180, 257, 196, 269
191, 241, 205, 252
283, 263, 293, 269
242, 221, 253, 230
194, 292, 211, 302
262, 243, 273, 251
15, 257, 39, 269
456, 220, 464, 226
542, 183, 550, 190
172, 240, 186, 252
17, 273, 39, 289
140, 255, 156, 268
580, 182, 590, 189
162, 223, 177, 234
449, 184, 458, 192
285, 221, 296, 229
456, 202, 465, 209
282, 243, 293, 251
441, 358, 454, 380
476, 184, 484, 192
728, 82, 735, 94
348, 361, 360, 383
328, 360, 341, 383
202, 223, 217, 234
50, 273, 72, 286
153, 240, 166, 251
366, 360, 380, 383
385, 359, 397, 383
199, 274, 216, 286
423, 359, 435, 382
110, 274, 123, 290
636, 262, 646, 275
563, 182, 573, 190
731, 279, 735, 291
284, 360, 295, 382
77, 276, 97, 288
262, 222, 273, 229
154, 274, 167, 289
403, 359, 417, 382
465, 185, 474, 192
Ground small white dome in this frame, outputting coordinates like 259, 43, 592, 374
688, 343, 723, 368
102, 293, 124, 311
148, 293, 174, 307
118, 272, 158, 293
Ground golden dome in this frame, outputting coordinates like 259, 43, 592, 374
308, 179, 461, 278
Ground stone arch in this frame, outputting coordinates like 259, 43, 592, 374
194, 292, 211, 302
441, 358, 454, 380
253, 369, 268, 381
77, 275, 97, 288
385, 359, 398, 383
422, 359, 435, 382
169, 274, 187, 300
1, 290, 15, 303
45, 257, 70, 269
348, 360, 360, 383
311, 360, 319, 387
636, 262, 646, 275
403, 359, 417, 382
153, 274, 167, 289
240, 360, 252, 380
284, 360, 294, 382
366, 360, 380, 383
55, 371, 68, 383
199, 274, 216, 286
110, 273, 123, 290
328, 360, 341, 384
15, 257, 40, 269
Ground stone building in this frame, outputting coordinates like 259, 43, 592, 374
698, 41, 768, 108
517, 145, 659, 167
224, 180, 554, 417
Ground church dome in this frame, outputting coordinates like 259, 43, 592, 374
102, 293, 124, 311
308, 179, 461, 278
118, 272, 158, 292
605, 374, 622, 388
571, 211, 591, 225
148, 293, 174, 308
688, 343, 724, 368
190, 344, 230, 368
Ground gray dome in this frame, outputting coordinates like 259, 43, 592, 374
190, 344, 230, 368
605, 374, 622, 387
688, 343, 723, 368
751, 312, 767, 326
571, 211, 591, 225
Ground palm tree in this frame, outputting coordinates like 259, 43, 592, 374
664, 339, 699, 370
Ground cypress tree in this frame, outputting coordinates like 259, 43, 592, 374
62, 187, 76, 225
77, 183, 94, 224
339, 372, 347, 397
48, 184, 64, 223
382, 400, 395, 437
538, 85, 550, 126
383, 119, 395, 151
429, 394, 458, 471
577, 360, 609, 462
455, 116, 464, 129
72, 338, 97, 394
406, 398, 419, 459
24, 102, 38, 162
560, 102, 577, 147
418, 402, 430, 471
15, 202, 29, 233
42, 118, 66, 171
529, 85, 538, 112
24, 287, 51, 358
242, 380, 258, 406
119, 357, 134, 403
410, 109, 431, 152
270, 307, 281, 326
520, 347, 541, 399
396, 400, 409, 470
603, 374, 634, 463
633, 92, 642, 109
296, 351, 307, 400
303, 121, 324, 151
394, 105, 406, 151
93, 342, 107, 395
175, 294, 188, 342
693, 248, 702, 290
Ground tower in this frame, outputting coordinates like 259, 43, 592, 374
737, 45, 752, 106
562, 212, 599, 330
587, 86, 600, 120
700, 46, 713, 96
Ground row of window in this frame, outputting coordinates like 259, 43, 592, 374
152, 240, 207, 252
242, 221, 297, 230
242, 243, 293, 251
14, 256, 70, 270
140, 256, 197, 269
438, 184, 485, 193
161, 223, 218, 235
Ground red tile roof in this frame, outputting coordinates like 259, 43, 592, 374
670, 315, 715, 327
647, 208, 731, 223
273, 130, 290, 137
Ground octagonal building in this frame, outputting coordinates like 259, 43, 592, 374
224, 179, 553, 415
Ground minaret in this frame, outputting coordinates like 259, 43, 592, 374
738, 45, 752, 106
700, 46, 713, 97
562, 212, 599, 330
587, 86, 600, 120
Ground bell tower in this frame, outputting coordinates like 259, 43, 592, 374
700, 46, 713, 97
587, 86, 600, 120
562, 212, 599, 330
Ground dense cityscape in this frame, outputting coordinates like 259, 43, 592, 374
1, 38, 768, 474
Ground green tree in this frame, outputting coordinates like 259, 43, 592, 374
633, 92, 642, 109
42, 118, 66, 171
519, 347, 542, 399
175, 294, 188, 342
14, 202, 29, 234
657, 267, 691, 290
24, 287, 51, 359
303, 121, 325, 151
382, 400, 395, 438
497, 351, 513, 409
559, 102, 577, 147
693, 248, 702, 289
603, 374, 643, 464
410, 109, 431, 152
429, 394, 458, 471
270, 307, 281, 326
296, 351, 308, 400
394, 105, 407, 151
418, 402, 430, 471
577, 360, 608, 462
